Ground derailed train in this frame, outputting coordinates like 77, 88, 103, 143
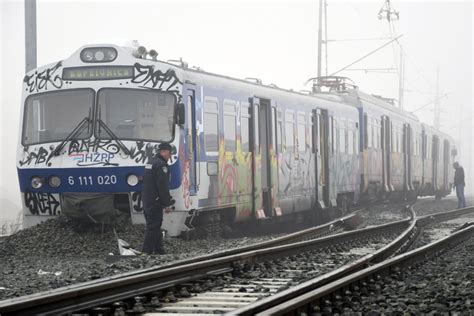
17, 42, 456, 236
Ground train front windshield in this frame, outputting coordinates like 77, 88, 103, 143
22, 88, 176, 146
97, 89, 176, 142
22, 89, 94, 146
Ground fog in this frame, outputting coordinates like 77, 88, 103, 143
1, 0, 472, 225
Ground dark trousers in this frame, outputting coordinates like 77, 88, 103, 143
456, 184, 466, 209
142, 206, 164, 254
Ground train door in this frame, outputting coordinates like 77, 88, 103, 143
250, 97, 273, 218
185, 88, 198, 195
315, 109, 330, 208
403, 123, 413, 191
381, 116, 392, 192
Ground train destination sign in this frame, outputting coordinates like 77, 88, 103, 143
63, 66, 134, 80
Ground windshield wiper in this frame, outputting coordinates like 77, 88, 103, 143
97, 107, 131, 156
52, 116, 90, 156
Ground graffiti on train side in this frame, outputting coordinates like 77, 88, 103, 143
24, 191, 61, 215
24, 62, 63, 93
19, 139, 158, 167
132, 63, 182, 101
131, 191, 143, 213
19, 146, 55, 167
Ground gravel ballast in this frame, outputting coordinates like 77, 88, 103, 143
0, 196, 468, 301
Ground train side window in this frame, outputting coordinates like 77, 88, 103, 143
329, 116, 337, 156
204, 98, 219, 153
348, 122, 354, 155
308, 114, 313, 153
223, 100, 236, 151
253, 105, 260, 153
240, 103, 250, 152
363, 114, 368, 149
297, 113, 306, 153
367, 118, 372, 148
285, 111, 295, 153
271, 107, 276, 150
374, 119, 379, 149
339, 121, 346, 154
276, 110, 283, 153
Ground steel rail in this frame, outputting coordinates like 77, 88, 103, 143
228, 207, 417, 315
235, 206, 474, 315
417, 205, 474, 226
258, 225, 474, 315
0, 214, 409, 315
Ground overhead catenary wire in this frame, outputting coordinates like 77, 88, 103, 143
329, 35, 403, 76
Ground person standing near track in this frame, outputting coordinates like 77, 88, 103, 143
453, 162, 466, 209
142, 143, 174, 255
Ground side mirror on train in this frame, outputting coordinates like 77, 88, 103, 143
451, 148, 458, 156
177, 103, 185, 126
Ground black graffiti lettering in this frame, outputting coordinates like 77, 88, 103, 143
19, 146, 54, 167
68, 139, 120, 155
131, 63, 182, 100
132, 191, 143, 212
24, 61, 63, 93
24, 191, 60, 215
128, 141, 154, 164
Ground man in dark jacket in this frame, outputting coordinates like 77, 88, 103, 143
142, 143, 174, 255
453, 162, 466, 209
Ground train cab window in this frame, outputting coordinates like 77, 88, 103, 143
297, 113, 306, 153
276, 111, 283, 153
223, 100, 236, 151
241, 103, 250, 152
98, 89, 177, 142
285, 111, 295, 152
204, 98, 219, 153
23, 89, 94, 145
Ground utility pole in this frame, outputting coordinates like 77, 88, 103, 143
317, 0, 323, 78
434, 67, 440, 129
398, 48, 404, 109
25, 0, 37, 73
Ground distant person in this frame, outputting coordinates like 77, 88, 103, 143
142, 143, 174, 255
453, 162, 466, 209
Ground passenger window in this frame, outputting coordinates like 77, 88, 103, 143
276, 111, 283, 153
285, 111, 295, 152
297, 113, 306, 153
253, 105, 259, 152
241, 103, 250, 153
204, 99, 219, 153
223, 101, 236, 151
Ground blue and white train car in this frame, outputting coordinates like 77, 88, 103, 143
17, 42, 361, 236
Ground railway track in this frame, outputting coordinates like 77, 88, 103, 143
256, 218, 474, 315
231, 205, 474, 315
0, 207, 407, 315
1, 205, 472, 315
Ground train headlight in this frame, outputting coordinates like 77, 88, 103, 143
31, 176, 44, 189
82, 50, 94, 62
127, 174, 140, 186
80, 47, 117, 63
48, 176, 61, 188
94, 50, 105, 61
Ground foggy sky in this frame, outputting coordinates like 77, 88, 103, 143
1, 0, 472, 222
